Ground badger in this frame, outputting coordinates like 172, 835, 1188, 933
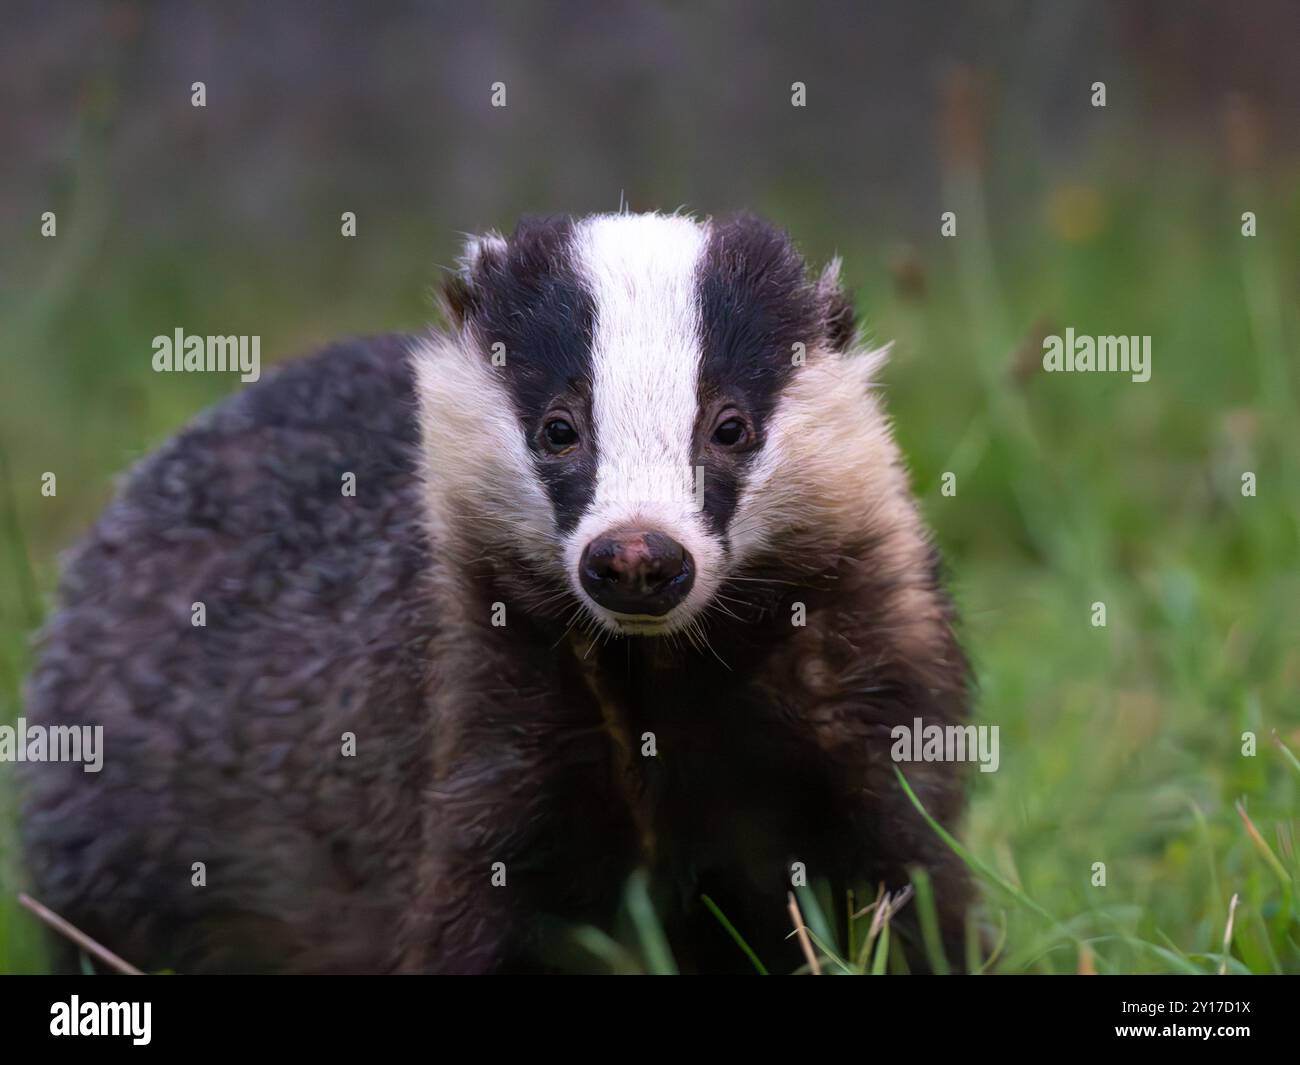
20, 212, 973, 974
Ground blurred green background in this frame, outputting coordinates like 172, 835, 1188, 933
1, 0, 1297, 973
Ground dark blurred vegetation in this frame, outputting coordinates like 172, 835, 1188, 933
1, 0, 1297, 973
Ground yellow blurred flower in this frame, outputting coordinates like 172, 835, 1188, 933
1047, 184, 1108, 243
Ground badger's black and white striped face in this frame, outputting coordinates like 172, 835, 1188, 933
417, 212, 905, 638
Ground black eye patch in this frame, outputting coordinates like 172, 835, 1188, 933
694, 214, 821, 536
455, 216, 599, 535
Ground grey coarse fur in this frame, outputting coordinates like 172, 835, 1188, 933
21, 336, 437, 973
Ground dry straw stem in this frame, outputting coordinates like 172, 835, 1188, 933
787, 891, 822, 975
1219, 893, 1241, 976
17, 893, 144, 975
1234, 801, 1293, 888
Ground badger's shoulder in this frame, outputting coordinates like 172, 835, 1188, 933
42, 331, 435, 674
225, 331, 421, 443
37, 331, 436, 695
129, 331, 421, 523
60, 333, 426, 599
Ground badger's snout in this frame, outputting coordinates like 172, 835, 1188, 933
579, 529, 695, 616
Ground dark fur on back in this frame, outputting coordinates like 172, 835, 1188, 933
21, 336, 437, 973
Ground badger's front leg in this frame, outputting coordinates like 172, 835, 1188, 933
396, 623, 640, 973
755, 595, 976, 973
843, 737, 974, 971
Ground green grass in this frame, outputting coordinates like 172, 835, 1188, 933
1, 134, 1297, 973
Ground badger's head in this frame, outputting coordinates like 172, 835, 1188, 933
415, 212, 920, 639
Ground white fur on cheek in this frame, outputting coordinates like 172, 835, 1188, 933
730, 345, 914, 565
409, 333, 560, 573
565, 213, 723, 634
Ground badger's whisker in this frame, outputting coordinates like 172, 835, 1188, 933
550, 604, 586, 649
722, 575, 807, 588
704, 599, 746, 624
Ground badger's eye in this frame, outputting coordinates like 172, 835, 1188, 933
711, 416, 750, 449
543, 417, 579, 453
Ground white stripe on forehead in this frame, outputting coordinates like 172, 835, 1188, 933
571, 214, 708, 523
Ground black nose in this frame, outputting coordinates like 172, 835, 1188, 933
579, 530, 695, 616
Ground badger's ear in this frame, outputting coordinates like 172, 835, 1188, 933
442, 231, 508, 329
815, 256, 857, 350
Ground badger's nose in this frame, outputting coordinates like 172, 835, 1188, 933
579, 530, 695, 616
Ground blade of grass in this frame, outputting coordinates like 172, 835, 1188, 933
909, 867, 950, 975
793, 882, 837, 953
801, 928, 854, 975
1187, 800, 1225, 935
569, 926, 643, 974
1235, 799, 1293, 889
700, 894, 768, 975
624, 870, 677, 975
870, 922, 890, 975
1271, 731, 1300, 778
894, 766, 1069, 933
976, 909, 1008, 974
